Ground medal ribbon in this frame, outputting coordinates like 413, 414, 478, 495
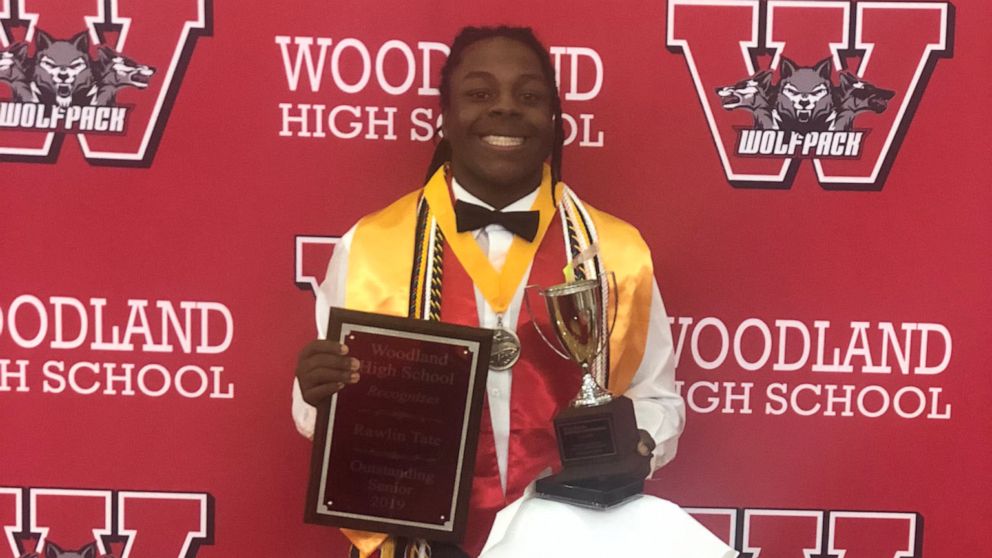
422, 165, 560, 314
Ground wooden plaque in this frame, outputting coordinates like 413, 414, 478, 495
305, 308, 492, 542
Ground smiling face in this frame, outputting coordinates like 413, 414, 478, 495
443, 36, 554, 208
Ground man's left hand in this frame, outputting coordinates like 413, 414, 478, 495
636, 429, 656, 457
636, 429, 656, 478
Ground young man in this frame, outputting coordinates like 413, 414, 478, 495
293, 26, 685, 558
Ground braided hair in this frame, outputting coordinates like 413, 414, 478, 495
424, 26, 565, 189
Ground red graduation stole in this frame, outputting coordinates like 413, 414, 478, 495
438, 206, 582, 556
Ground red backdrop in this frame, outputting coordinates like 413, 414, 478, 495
2, 0, 989, 556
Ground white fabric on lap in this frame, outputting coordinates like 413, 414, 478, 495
480, 493, 737, 558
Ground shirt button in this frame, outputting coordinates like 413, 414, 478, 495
490, 388, 500, 397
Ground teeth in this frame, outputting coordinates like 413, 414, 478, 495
482, 135, 524, 147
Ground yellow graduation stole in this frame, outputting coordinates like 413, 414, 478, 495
340, 165, 655, 556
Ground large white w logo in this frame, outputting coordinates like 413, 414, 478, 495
667, 0, 952, 190
1, 487, 212, 558
0, 0, 212, 165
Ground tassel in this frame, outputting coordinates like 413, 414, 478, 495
342, 529, 389, 558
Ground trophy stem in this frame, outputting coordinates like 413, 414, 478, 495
571, 365, 614, 408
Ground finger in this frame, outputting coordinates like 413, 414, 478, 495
303, 382, 345, 405
299, 340, 349, 361
636, 430, 656, 456
302, 353, 361, 372
300, 367, 360, 388
297, 356, 360, 384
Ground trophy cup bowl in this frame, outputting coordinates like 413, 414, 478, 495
526, 274, 647, 509
541, 278, 614, 407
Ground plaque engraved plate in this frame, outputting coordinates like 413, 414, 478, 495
558, 417, 617, 461
305, 308, 492, 542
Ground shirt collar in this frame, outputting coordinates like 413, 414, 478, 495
451, 177, 541, 213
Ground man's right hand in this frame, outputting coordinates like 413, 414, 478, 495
296, 340, 361, 406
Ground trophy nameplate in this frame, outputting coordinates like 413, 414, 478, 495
539, 395, 646, 508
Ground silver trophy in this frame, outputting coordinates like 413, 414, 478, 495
526, 274, 616, 407
526, 272, 646, 509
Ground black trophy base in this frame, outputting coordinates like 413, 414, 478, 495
535, 396, 647, 509
536, 471, 644, 509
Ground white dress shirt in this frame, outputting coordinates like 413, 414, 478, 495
292, 180, 686, 494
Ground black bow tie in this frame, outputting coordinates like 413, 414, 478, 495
454, 200, 540, 242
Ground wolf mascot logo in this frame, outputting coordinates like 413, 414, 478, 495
775, 57, 836, 132
716, 69, 776, 129
92, 46, 155, 106
667, 0, 952, 190
2, 29, 155, 113
0, 0, 212, 165
0, 42, 31, 101
833, 71, 896, 131
717, 57, 894, 137
32, 31, 99, 108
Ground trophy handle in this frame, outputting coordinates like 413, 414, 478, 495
523, 284, 572, 360
604, 271, 618, 339
589, 271, 619, 360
